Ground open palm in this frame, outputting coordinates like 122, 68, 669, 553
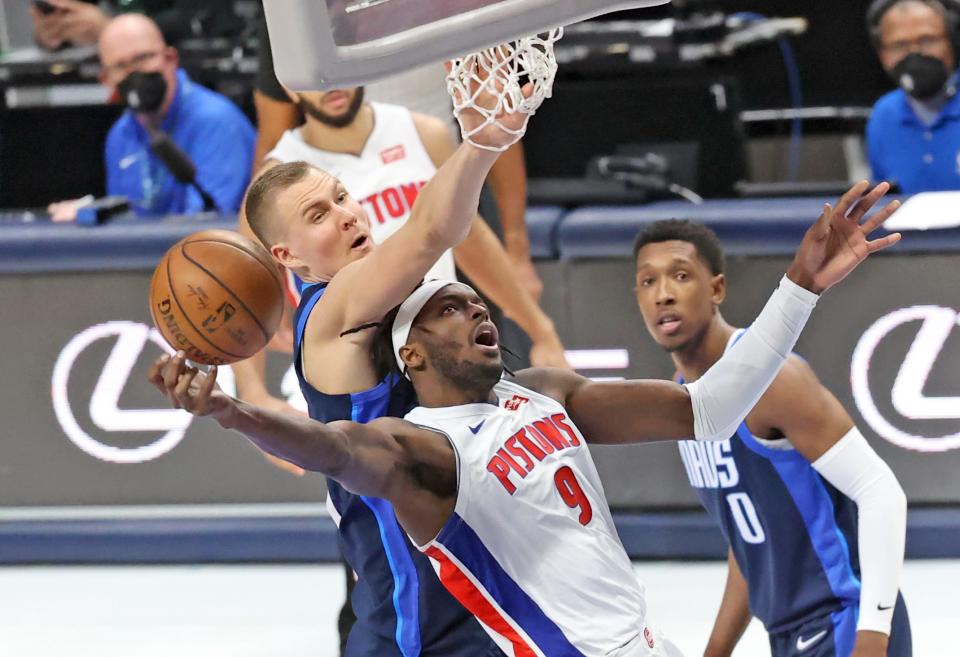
447, 56, 534, 151
788, 181, 901, 294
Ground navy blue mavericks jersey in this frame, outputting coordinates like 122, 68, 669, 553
293, 282, 501, 657
677, 429, 861, 632
676, 349, 861, 634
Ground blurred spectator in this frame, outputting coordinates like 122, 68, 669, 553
48, 13, 254, 220
30, 0, 107, 50
30, 0, 240, 50
867, 0, 960, 192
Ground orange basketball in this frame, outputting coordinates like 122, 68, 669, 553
149, 229, 285, 365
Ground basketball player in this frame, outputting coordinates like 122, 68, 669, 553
631, 204, 911, 656
150, 183, 900, 657
232, 77, 555, 657
232, 84, 565, 414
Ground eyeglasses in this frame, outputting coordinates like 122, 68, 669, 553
881, 34, 949, 58
102, 50, 163, 78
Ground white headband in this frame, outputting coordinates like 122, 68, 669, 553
391, 279, 456, 376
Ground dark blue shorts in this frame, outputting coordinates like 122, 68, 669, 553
768, 593, 911, 657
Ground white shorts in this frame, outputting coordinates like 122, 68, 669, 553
610, 626, 685, 657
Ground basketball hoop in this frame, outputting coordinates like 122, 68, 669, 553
446, 28, 563, 153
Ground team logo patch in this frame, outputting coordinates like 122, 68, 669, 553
644, 627, 655, 648
381, 144, 406, 164
504, 394, 529, 411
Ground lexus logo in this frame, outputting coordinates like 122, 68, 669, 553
851, 306, 960, 452
52, 322, 194, 464
51, 321, 302, 464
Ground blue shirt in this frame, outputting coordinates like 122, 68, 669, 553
105, 69, 255, 215
867, 76, 960, 193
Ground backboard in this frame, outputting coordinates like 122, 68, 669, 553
262, 0, 670, 90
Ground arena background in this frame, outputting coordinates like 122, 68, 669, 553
2, 1, 959, 655
2, 249, 959, 509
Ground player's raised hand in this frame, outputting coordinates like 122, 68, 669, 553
445, 55, 534, 151
147, 351, 233, 420
786, 181, 901, 294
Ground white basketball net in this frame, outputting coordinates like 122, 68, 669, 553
446, 28, 563, 153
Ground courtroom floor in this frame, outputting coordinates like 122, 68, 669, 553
0, 561, 954, 656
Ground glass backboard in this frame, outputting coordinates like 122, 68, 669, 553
263, 0, 670, 90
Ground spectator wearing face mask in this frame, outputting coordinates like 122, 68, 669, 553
49, 13, 255, 220
866, 0, 960, 193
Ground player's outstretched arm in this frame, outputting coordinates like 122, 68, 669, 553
328, 71, 537, 331
148, 352, 420, 500
454, 218, 568, 368
521, 181, 903, 444
414, 113, 567, 368
517, 267, 819, 443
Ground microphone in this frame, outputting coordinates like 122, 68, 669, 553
147, 129, 218, 212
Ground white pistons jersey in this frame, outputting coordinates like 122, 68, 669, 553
266, 102, 456, 282
405, 379, 661, 657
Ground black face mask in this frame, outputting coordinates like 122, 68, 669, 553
891, 53, 951, 100
118, 71, 168, 113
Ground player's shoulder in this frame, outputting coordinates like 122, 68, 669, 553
764, 354, 821, 400
750, 353, 826, 423
373, 415, 455, 455
302, 282, 354, 342
366, 415, 411, 435
410, 111, 454, 146
410, 110, 448, 133
510, 367, 587, 406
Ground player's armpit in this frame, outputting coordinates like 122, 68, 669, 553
350, 420, 459, 546
747, 355, 854, 462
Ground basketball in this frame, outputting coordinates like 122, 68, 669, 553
149, 229, 285, 365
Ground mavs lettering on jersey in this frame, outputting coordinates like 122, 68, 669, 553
677, 333, 863, 635
678, 440, 765, 544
